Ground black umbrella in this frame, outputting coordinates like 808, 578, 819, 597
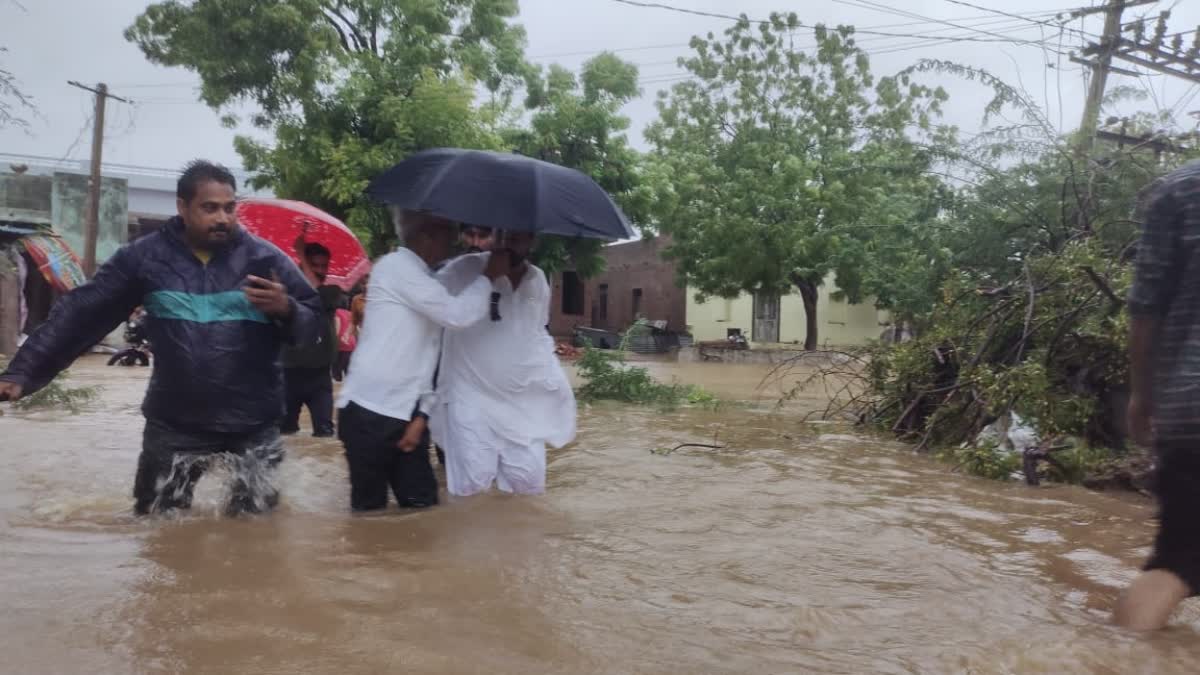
365, 148, 635, 241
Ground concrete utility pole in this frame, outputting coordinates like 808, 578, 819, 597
1074, 0, 1129, 165
66, 81, 129, 277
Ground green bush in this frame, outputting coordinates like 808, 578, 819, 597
575, 347, 718, 410
938, 443, 1022, 481
0, 359, 97, 414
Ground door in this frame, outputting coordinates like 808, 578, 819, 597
752, 292, 780, 343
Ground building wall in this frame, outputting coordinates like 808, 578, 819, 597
0, 172, 129, 265
587, 237, 685, 333
688, 272, 890, 347
129, 186, 176, 218
545, 236, 687, 338
548, 269, 590, 337
51, 173, 129, 265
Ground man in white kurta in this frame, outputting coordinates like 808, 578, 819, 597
431, 233, 576, 496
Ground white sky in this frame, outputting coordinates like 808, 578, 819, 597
1, 0, 1197, 174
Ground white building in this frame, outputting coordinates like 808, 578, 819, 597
0, 152, 270, 226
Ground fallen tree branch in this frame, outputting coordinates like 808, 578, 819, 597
651, 443, 726, 455
1079, 265, 1124, 314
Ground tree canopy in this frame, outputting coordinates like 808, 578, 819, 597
503, 52, 649, 277
127, 0, 529, 255
645, 13, 948, 349
126, 1, 648, 275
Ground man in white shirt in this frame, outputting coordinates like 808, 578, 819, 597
431, 231, 577, 496
336, 209, 509, 511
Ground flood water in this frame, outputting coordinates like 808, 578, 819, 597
3, 356, 1200, 674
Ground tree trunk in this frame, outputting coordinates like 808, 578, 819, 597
793, 276, 819, 351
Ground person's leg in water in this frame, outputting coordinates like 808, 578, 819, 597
442, 404, 499, 497
339, 402, 400, 511
308, 367, 336, 438
133, 420, 213, 515
496, 440, 548, 495
225, 426, 286, 517
281, 368, 304, 435
390, 417, 438, 508
1114, 445, 1200, 630
332, 351, 351, 382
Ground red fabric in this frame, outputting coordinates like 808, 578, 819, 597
236, 198, 371, 291
335, 308, 357, 352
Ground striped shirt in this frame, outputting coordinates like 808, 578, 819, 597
1129, 160, 1200, 440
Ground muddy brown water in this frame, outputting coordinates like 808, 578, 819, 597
2, 356, 1199, 674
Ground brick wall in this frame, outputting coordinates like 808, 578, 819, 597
547, 268, 590, 337
546, 236, 685, 338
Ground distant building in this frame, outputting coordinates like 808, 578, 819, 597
0, 154, 268, 354
0, 153, 269, 244
547, 236, 686, 338
545, 235, 889, 348
686, 273, 891, 347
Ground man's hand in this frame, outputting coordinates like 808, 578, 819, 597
1128, 394, 1154, 448
397, 416, 427, 453
245, 272, 292, 319
484, 249, 511, 281
0, 381, 23, 403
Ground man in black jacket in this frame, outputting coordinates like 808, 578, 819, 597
281, 242, 339, 437
0, 160, 321, 516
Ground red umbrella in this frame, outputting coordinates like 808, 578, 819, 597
236, 197, 371, 291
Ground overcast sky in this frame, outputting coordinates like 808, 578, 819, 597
2, 0, 1198, 175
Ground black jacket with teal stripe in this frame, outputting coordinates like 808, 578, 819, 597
1, 217, 322, 434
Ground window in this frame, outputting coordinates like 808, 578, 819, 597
631, 288, 643, 320
594, 283, 609, 323
561, 271, 585, 316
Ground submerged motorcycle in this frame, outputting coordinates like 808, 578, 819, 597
107, 312, 151, 367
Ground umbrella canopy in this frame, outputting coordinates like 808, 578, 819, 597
366, 148, 635, 240
236, 198, 371, 291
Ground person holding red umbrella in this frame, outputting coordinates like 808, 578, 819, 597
280, 241, 342, 437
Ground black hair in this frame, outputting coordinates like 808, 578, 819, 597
304, 242, 331, 259
177, 159, 237, 203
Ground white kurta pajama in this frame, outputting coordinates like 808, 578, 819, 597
432, 253, 576, 496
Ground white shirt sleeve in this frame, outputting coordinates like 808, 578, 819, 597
435, 253, 488, 295
521, 266, 555, 350
418, 388, 437, 417
380, 255, 491, 330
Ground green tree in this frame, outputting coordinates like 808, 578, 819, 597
645, 14, 947, 349
503, 52, 650, 277
126, 0, 529, 254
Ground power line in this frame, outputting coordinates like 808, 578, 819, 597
604, 0, 747, 23
828, 0, 1071, 54
937, 0, 1099, 39
55, 111, 93, 165
634, 23, 1060, 87
108, 82, 199, 90
601, 0, 1074, 55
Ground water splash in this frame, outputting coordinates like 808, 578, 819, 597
149, 442, 284, 517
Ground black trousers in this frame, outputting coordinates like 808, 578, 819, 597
1145, 443, 1200, 596
332, 351, 352, 382
338, 402, 438, 511
283, 366, 335, 437
133, 419, 284, 516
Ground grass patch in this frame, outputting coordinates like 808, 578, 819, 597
575, 347, 720, 411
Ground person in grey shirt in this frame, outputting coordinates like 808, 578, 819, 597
1116, 159, 1200, 630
